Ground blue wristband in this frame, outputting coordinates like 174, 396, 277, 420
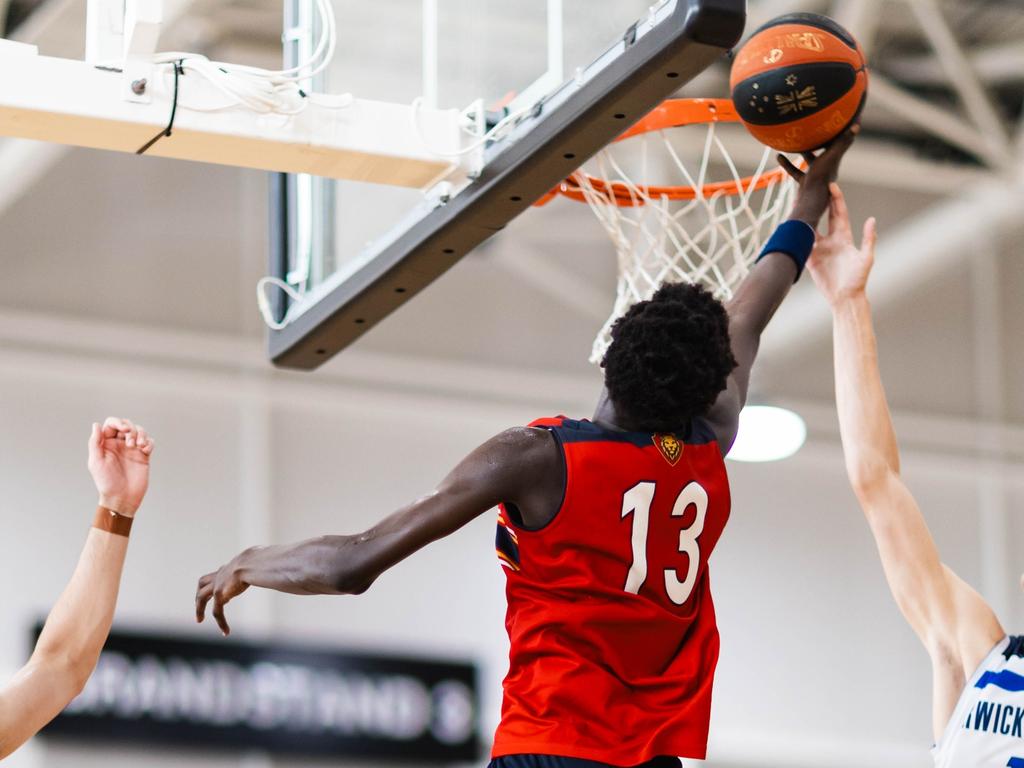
757, 219, 816, 280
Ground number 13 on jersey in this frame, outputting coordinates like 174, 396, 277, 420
621, 481, 708, 605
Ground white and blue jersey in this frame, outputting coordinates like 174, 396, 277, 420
933, 635, 1024, 767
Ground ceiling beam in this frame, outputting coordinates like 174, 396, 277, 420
886, 40, 1024, 88
830, 0, 883, 57
906, 0, 1013, 166
869, 73, 1012, 169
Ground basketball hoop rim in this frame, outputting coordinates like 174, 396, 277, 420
538, 97, 789, 207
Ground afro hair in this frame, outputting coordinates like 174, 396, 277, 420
601, 282, 737, 433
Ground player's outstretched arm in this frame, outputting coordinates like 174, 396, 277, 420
195, 426, 561, 636
705, 128, 856, 453
0, 418, 153, 760
810, 185, 1004, 739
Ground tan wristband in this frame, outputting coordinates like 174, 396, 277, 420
93, 505, 134, 538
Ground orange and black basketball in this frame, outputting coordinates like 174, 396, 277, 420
729, 13, 867, 153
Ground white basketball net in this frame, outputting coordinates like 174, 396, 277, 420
566, 119, 797, 364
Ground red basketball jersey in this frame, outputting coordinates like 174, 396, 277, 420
492, 416, 731, 764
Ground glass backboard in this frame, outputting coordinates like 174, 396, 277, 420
268, 0, 746, 368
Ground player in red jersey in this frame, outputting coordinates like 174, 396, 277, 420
195, 131, 856, 767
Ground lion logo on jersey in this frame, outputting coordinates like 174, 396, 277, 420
653, 434, 682, 465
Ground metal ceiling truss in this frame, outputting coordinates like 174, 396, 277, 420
831, 0, 1022, 173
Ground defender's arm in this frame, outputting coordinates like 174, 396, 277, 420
706, 129, 856, 453
813, 186, 1004, 738
195, 427, 561, 636
0, 530, 131, 759
0, 419, 152, 760
832, 294, 958, 642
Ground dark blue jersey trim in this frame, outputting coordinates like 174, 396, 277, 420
495, 524, 521, 566
689, 417, 718, 445
490, 754, 681, 768
1005, 636, 1024, 660
975, 669, 1024, 693
545, 417, 716, 448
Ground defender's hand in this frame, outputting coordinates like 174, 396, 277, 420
807, 183, 877, 306
195, 555, 252, 636
88, 417, 153, 517
780, 126, 858, 228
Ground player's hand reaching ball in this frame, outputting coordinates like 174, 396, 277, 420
88, 416, 154, 517
807, 183, 877, 306
780, 125, 858, 228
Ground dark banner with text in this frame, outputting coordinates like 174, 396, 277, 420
38, 627, 480, 763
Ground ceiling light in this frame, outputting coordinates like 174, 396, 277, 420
726, 405, 806, 463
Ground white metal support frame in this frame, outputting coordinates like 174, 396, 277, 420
85, 0, 124, 63
0, 46, 466, 184
120, 0, 163, 103
421, 0, 438, 110
505, 0, 566, 117
2, 0, 474, 186
85, 0, 163, 103
282, 0, 317, 285
546, 0, 565, 88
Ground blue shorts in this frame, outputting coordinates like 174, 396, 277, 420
489, 755, 682, 768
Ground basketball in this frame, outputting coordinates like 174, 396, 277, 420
729, 13, 867, 153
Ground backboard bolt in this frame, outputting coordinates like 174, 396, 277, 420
623, 23, 638, 47
426, 180, 455, 206
130, 78, 147, 95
